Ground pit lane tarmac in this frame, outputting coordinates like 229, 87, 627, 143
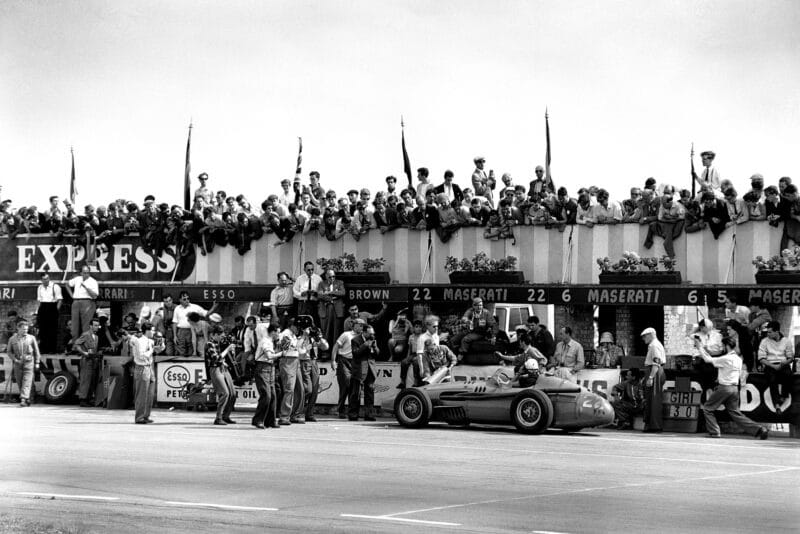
1, 405, 798, 533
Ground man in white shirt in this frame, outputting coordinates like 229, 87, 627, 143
132, 323, 156, 424
277, 321, 300, 425
36, 273, 62, 353
252, 323, 281, 429
172, 291, 215, 357
416, 315, 441, 357
696, 336, 768, 439
757, 320, 795, 412
293, 262, 323, 317
692, 319, 724, 357
278, 179, 295, 207
65, 264, 99, 343
331, 321, 360, 419
724, 296, 751, 326
693, 150, 721, 191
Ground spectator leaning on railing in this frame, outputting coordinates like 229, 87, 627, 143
3, 160, 795, 258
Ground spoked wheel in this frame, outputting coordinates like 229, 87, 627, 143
394, 389, 432, 428
510, 390, 553, 434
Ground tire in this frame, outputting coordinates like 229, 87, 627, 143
44, 371, 77, 404
394, 389, 432, 428
510, 390, 553, 434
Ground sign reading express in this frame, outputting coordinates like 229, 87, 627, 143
5, 236, 190, 282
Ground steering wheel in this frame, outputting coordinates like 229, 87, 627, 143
493, 369, 512, 387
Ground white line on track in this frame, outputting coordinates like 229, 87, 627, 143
379, 466, 798, 518
340, 514, 460, 527
164, 501, 278, 511
16, 492, 119, 501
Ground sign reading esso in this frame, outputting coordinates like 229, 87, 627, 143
163, 365, 191, 388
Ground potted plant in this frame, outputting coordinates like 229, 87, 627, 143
596, 252, 682, 284
753, 247, 800, 283
316, 253, 390, 285
444, 253, 524, 284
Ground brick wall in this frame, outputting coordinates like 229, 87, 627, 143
553, 304, 595, 351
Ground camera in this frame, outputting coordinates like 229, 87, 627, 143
693, 334, 701, 341
308, 327, 322, 342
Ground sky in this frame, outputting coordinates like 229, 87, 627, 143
1, 0, 799, 209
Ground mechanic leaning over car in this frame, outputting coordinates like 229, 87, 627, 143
449, 298, 496, 357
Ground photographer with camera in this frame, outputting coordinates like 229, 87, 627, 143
205, 324, 238, 425
295, 317, 329, 423
388, 310, 412, 362
251, 323, 281, 429
348, 322, 379, 421
277, 319, 301, 425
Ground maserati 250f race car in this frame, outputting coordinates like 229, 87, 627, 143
393, 369, 614, 434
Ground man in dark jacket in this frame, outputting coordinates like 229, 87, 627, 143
348, 322, 379, 421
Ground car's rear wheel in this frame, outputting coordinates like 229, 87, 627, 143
394, 389, 432, 428
510, 390, 553, 434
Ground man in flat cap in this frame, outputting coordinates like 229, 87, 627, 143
641, 327, 665, 433
471, 157, 495, 208
693, 151, 721, 192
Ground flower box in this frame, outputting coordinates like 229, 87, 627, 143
754, 271, 800, 284
599, 272, 682, 285
448, 271, 525, 285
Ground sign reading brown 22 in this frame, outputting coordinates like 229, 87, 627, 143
5, 236, 194, 282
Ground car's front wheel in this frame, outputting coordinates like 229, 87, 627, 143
394, 389, 432, 428
510, 390, 553, 434
44, 371, 77, 404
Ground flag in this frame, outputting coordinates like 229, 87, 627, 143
401, 117, 412, 188
184, 122, 192, 210
690, 143, 696, 198
544, 109, 555, 193
69, 147, 77, 204
295, 137, 303, 179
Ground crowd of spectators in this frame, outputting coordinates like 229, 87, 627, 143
1, 152, 796, 258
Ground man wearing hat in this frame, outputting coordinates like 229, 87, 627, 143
194, 172, 213, 204
595, 332, 624, 368
693, 151, 721, 191
471, 157, 495, 208
640, 327, 665, 432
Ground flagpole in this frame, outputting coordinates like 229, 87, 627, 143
544, 108, 554, 194
69, 146, 77, 205
184, 120, 193, 210
401, 116, 413, 190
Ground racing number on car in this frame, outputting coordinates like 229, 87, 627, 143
527, 288, 546, 303
412, 288, 431, 301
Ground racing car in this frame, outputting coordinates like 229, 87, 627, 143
393, 369, 614, 434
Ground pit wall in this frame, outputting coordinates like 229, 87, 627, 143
188, 221, 783, 285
